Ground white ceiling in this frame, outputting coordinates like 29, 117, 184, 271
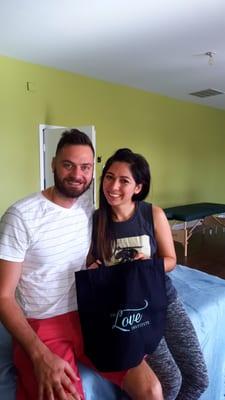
1, 0, 225, 110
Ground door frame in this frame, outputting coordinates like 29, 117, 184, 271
39, 124, 96, 205
39, 124, 66, 190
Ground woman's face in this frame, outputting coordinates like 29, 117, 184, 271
103, 161, 142, 207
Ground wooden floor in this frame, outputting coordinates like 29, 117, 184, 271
174, 224, 225, 280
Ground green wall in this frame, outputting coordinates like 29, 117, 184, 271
0, 54, 225, 215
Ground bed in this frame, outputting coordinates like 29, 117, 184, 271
164, 202, 225, 257
1, 265, 225, 400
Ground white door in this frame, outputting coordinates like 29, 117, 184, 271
39, 125, 96, 205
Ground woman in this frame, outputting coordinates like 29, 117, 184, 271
88, 148, 208, 400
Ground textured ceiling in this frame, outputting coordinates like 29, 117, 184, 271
0, 0, 225, 109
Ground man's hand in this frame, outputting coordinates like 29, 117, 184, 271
88, 259, 102, 269
33, 348, 83, 400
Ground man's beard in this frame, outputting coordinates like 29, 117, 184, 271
53, 170, 92, 199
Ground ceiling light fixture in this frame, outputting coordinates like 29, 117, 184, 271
193, 51, 216, 65
205, 51, 216, 66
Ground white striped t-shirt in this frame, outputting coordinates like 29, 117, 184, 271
0, 190, 93, 319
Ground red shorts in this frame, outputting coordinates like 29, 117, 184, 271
14, 311, 127, 399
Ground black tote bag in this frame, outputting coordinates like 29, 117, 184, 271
75, 258, 167, 372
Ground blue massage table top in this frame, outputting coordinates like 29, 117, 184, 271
164, 202, 225, 222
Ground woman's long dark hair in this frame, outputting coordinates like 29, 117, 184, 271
96, 148, 151, 261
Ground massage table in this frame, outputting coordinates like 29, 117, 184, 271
164, 202, 225, 257
1, 265, 225, 400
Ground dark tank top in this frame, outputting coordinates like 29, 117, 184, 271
92, 201, 177, 303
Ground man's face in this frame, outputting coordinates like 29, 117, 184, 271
52, 144, 94, 198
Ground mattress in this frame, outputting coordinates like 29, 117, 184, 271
1, 265, 225, 400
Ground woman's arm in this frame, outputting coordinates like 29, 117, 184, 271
86, 243, 96, 266
86, 241, 102, 268
152, 205, 177, 272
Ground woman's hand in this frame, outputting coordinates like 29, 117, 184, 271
133, 252, 149, 261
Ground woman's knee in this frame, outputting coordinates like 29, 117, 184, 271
127, 380, 163, 400
186, 367, 209, 396
147, 338, 182, 400
122, 360, 163, 400
162, 366, 182, 400
139, 379, 163, 400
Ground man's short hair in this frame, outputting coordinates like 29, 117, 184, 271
56, 129, 95, 155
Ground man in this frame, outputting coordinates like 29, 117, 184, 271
0, 129, 95, 400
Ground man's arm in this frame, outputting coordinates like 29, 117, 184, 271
0, 259, 81, 400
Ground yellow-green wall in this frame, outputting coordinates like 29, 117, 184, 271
0, 54, 225, 215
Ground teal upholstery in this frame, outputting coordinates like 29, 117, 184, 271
164, 202, 225, 222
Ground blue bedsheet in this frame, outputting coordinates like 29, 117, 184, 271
1, 265, 225, 400
170, 265, 225, 400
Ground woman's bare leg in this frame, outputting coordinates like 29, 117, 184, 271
122, 359, 164, 400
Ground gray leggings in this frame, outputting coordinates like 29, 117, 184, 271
147, 297, 209, 400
